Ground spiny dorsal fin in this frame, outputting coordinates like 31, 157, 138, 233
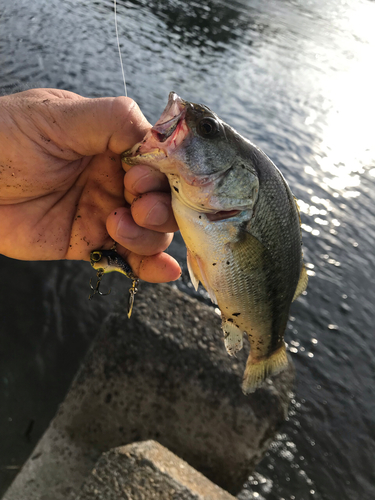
293, 196, 302, 228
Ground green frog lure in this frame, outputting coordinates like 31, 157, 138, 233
89, 249, 139, 319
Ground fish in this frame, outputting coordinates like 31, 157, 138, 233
122, 92, 308, 394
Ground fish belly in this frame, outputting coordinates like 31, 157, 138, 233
172, 198, 272, 358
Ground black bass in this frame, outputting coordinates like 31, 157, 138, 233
122, 92, 308, 394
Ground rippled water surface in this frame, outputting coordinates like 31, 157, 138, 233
1, 0, 374, 498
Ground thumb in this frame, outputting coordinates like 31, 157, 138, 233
26, 89, 151, 157
61, 95, 151, 156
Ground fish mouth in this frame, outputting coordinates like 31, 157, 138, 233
122, 92, 187, 164
151, 92, 186, 143
206, 209, 242, 221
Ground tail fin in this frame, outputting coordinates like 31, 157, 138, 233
242, 344, 289, 395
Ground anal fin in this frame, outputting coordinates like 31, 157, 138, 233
222, 320, 244, 357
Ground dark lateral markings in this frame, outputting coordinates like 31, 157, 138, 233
173, 186, 179, 193
232, 312, 241, 316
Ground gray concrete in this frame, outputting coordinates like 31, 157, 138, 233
3, 282, 294, 500
76, 440, 236, 500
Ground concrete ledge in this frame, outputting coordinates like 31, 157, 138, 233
4, 283, 294, 500
76, 440, 236, 500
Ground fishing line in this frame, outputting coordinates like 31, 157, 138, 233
114, 0, 127, 97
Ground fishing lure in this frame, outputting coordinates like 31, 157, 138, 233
89, 250, 139, 319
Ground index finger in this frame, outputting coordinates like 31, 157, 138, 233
116, 245, 181, 283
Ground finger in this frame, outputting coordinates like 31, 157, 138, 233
36, 92, 151, 156
119, 249, 181, 283
125, 189, 136, 205
124, 165, 170, 196
106, 207, 174, 256
131, 192, 178, 233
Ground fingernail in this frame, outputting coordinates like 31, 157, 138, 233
117, 211, 137, 240
132, 173, 153, 193
145, 201, 169, 226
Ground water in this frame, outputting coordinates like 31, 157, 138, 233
0, 0, 374, 498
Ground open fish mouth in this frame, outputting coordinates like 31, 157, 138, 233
121, 92, 187, 163
151, 92, 186, 144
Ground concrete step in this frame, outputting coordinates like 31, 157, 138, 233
76, 440, 236, 500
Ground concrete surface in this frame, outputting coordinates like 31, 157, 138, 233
3, 282, 294, 500
76, 440, 236, 500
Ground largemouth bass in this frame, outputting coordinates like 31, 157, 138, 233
122, 92, 308, 394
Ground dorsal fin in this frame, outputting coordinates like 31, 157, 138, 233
292, 262, 308, 301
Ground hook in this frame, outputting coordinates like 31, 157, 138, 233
88, 270, 111, 300
127, 279, 139, 318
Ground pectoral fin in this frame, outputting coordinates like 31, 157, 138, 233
187, 249, 200, 291
186, 250, 218, 305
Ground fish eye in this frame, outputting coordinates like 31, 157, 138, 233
90, 251, 102, 262
197, 117, 219, 138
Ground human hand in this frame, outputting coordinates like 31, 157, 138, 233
0, 88, 180, 282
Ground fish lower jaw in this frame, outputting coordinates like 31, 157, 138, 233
122, 148, 168, 167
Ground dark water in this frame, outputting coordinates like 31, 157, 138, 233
1, 0, 374, 498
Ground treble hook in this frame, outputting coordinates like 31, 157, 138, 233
89, 270, 111, 300
127, 279, 139, 318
